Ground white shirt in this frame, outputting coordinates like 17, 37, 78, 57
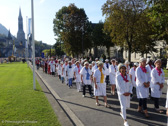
80, 67, 92, 85
92, 64, 98, 73
103, 63, 110, 75
116, 74, 132, 95
151, 68, 165, 98
109, 64, 117, 76
93, 69, 106, 83
49, 61, 56, 72
66, 65, 74, 79
129, 67, 136, 87
146, 64, 154, 76
63, 64, 68, 75
135, 66, 151, 98
74, 65, 82, 82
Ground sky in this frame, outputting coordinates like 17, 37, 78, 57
0, 0, 106, 45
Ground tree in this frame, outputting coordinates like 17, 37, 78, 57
53, 38, 65, 58
92, 21, 114, 57
102, 0, 156, 62
53, 4, 92, 57
145, 0, 168, 42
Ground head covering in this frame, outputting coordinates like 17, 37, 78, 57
92, 61, 95, 64
111, 59, 116, 62
96, 61, 99, 64
154, 59, 161, 65
51, 57, 53, 60
97, 61, 103, 66
75, 61, 80, 65
105, 59, 109, 62
146, 58, 152, 64
139, 58, 146, 63
68, 61, 72, 64
134, 63, 139, 66
118, 63, 126, 71
84, 62, 89, 66
95, 58, 98, 61
125, 61, 129, 64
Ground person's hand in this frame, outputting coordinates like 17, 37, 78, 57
95, 84, 97, 89
167, 109, 168, 116
160, 84, 164, 89
123, 92, 131, 96
74, 76, 76, 79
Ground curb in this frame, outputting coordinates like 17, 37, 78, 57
29, 64, 84, 126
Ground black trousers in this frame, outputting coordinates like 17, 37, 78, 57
105, 75, 109, 85
153, 97, 159, 109
139, 98, 147, 110
83, 85, 92, 95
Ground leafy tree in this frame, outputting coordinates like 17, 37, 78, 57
53, 4, 91, 57
102, 0, 156, 62
145, 0, 168, 43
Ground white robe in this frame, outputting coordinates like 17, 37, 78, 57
74, 66, 82, 82
66, 66, 74, 79
49, 61, 56, 72
129, 67, 136, 87
116, 74, 132, 120
135, 66, 151, 98
151, 68, 165, 98
103, 63, 110, 75
165, 80, 168, 108
109, 65, 117, 85
80, 67, 92, 85
93, 69, 106, 96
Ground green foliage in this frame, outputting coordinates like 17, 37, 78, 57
0, 63, 60, 126
42, 49, 55, 57
102, 0, 157, 61
53, 4, 92, 57
145, 0, 168, 43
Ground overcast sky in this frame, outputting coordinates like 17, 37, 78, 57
0, 0, 106, 45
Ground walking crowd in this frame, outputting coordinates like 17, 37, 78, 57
35, 57, 168, 126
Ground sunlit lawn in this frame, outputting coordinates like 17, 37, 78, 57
0, 62, 60, 126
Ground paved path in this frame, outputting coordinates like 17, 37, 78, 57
34, 66, 167, 126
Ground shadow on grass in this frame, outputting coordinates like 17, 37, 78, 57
35, 89, 51, 94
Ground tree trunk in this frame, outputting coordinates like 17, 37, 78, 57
128, 45, 132, 62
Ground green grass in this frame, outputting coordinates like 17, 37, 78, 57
0, 62, 61, 126
163, 69, 168, 78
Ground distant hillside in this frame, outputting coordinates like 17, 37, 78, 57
0, 23, 9, 36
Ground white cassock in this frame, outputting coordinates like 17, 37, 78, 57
129, 67, 136, 87
63, 64, 68, 84
109, 65, 117, 85
49, 61, 56, 72
146, 64, 154, 76
165, 80, 168, 108
57, 63, 61, 75
135, 67, 151, 98
80, 67, 92, 85
103, 63, 110, 76
66, 66, 74, 79
92, 64, 98, 73
151, 68, 165, 98
126, 66, 130, 74
74, 66, 82, 91
93, 69, 106, 96
116, 74, 132, 120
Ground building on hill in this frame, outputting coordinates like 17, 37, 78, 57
0, 8, 32, 58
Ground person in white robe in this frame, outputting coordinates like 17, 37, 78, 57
129, 62, 138, 99
109, 59, 117, 95
60, 62, 64, 83
57, 60, 61, 80
66, 61, 74, 88
116, 64, 132, 126
49, 57, 56, 76
135, 58, 151, 118
80, 62, 93, 97
62, 60, 69, 85
151, 59, 164, 113
89, 64, 94, 89
94, 61, 110, 108
104, 59, 110, 85
74, 61, 82, 92
146, 58, 154, 98
125, 61, 130, 74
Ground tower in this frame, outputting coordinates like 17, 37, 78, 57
17, 8, 25, 46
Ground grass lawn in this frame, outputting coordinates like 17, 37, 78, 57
163, 69, 168, 78
0, 62, 61, 126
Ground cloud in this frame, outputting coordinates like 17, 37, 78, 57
40, 0, 45, 4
